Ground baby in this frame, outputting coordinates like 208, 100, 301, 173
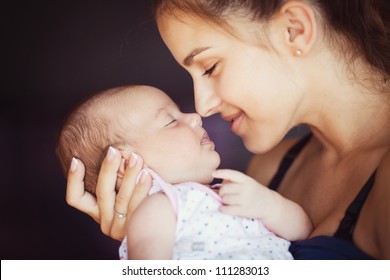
56, 85, 311, 259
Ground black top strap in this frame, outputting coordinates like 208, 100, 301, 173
267, 132, 377, 243
268, 134, 312, 191
334, 171, 377, 241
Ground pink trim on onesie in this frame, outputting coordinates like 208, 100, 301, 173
145, 168, 223, 216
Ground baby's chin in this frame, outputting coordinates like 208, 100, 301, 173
170, 168, 218, 185
198, 167, 220, 185
198, 175, 215, 185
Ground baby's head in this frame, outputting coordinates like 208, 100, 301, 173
56, 85, 221, 195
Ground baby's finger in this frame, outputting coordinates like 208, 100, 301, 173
219, 204, 243, 217
220, 193, 241, 206
66, 158, 100, 222
95, 146, 122, 235
212, 169, 251, 184
218, 183, 242, 197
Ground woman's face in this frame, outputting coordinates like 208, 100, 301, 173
157, 14, 306, 153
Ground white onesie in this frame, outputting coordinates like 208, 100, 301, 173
119, 169, 293, 260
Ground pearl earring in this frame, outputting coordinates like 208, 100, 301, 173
295, 49, 302, 56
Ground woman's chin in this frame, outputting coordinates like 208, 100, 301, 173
243, 136, 274, 154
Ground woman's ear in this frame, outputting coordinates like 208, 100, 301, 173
279, 1, 317, 56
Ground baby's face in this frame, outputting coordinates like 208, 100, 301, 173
118, 86, 221, 184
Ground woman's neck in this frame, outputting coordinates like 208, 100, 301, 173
301, 54, 390, 159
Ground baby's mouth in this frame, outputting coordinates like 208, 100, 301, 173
201, 132, 212, 144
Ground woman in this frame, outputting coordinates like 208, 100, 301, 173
66, 0, 390, 259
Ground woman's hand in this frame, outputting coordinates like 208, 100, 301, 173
66, 147, 152, 241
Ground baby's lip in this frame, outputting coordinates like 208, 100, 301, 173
201, 131, 212, 144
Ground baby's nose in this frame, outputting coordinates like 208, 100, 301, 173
190, 113, 202, 127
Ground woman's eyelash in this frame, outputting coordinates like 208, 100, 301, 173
202, 63, 218, 77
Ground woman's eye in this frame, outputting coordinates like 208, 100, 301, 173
202, 63, 218, 77
165, 119, 177, 127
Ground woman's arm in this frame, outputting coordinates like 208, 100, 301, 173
126, 193, 176, 259
66, 148, 152, 240
215, 169, 312, 241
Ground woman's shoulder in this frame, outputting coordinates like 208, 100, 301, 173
375, 148, 390, 201
246, 137, 301, 185
368, 148, 390, 258
377, 148, 390, 179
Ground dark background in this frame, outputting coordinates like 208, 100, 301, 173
1, 1, 255, 259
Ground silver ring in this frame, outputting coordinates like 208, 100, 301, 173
114, 209, 127, 219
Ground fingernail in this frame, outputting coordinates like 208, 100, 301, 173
128, 152, 138, 168
106, 146, 116, 161
70, 157, 78, 172
136, 169, 149, 184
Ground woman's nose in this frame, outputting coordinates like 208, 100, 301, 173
194, 82, 221, 117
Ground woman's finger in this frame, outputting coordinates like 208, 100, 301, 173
114, 153, 144, 213
127, 169, 152, 217
95, 146, 122, 236
66, 157, 100, 222
109, 153, 145, 240
109, 168, 152, 241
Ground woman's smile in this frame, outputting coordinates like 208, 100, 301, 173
222, 111, 245, 135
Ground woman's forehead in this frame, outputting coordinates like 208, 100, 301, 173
158, 12, 265, 60
157, 15, 225, 61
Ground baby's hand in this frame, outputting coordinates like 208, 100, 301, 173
213, 169, 275, 219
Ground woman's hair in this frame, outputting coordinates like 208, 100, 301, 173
153, 0, 390, 79
56, 86, 134, 195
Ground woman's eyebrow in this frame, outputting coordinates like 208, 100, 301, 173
183, 47, 210, 66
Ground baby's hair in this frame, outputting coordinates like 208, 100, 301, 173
154, 0, 390, 81
56, 85, 139, 195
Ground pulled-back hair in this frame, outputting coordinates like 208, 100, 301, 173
153, 0, 390, 79
56, 86, 135, 195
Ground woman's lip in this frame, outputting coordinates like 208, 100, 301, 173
230, 112, 244, 135
222, 112, 242, 122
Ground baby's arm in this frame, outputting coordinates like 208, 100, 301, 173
126, 193, 176, 259
214, 169, 312, 241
